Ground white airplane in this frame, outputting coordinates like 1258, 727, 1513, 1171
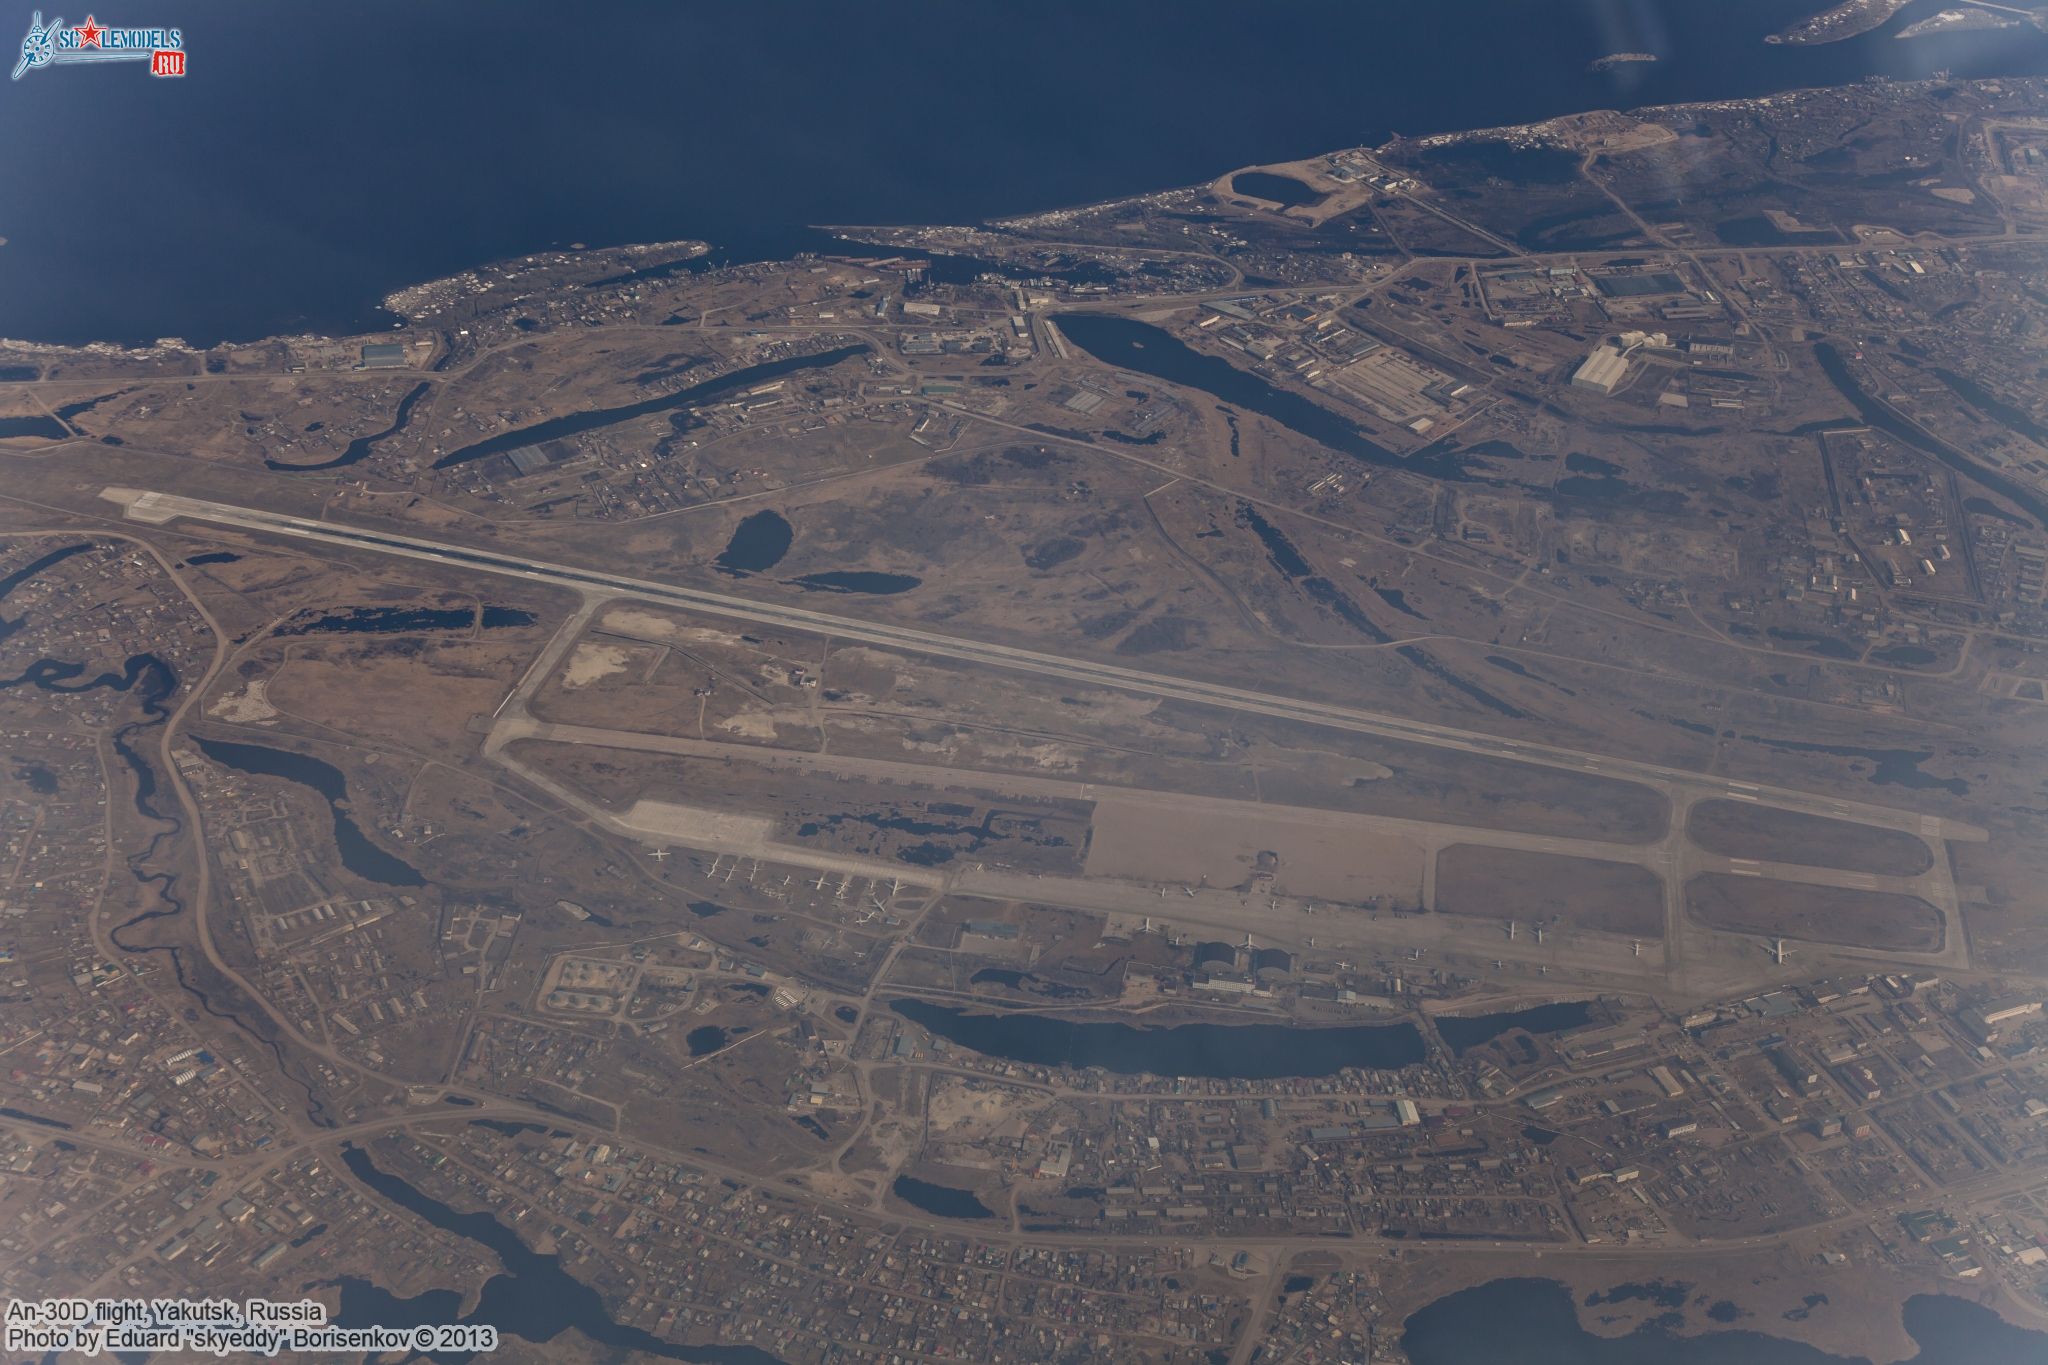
649, 847, 670, 862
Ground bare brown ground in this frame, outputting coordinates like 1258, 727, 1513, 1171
1688, 799, 1934, 877
1434, 844, 1664, 937
1685, 873, 1943, 952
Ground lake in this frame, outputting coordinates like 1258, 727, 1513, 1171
892, 1175, 996, 1220
334, 1145, 784, 1363
4, 1, 2045, 347
888, 998, 1425, 1078
1056, 313, 1416, 474
716, 510, 794, 575
191, 735, 426, 886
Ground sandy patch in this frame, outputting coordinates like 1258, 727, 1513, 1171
561, 642, 632, 689
622, 800, 775, 849
1085, 798, 1425, 903
208, 678, 279, 723
600, 607, 743, 646
717, 706, 811, 741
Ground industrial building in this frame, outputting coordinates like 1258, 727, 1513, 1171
1571, 344, 1629, 394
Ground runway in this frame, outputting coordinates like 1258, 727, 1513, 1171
108, 486, 1981, 983
106, 486, 1982, 841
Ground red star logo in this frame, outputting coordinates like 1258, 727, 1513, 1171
75, 16, 102, 48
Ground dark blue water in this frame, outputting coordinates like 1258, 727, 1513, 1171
431, 345, 867, 470
0, 543, 87, 593
1402, 1278, 2048, 1365
892, 1176, 995, 1220
0, 414, 65, 439
190, 735, 425, 886
787, 570, 921, 595
1231, 171, 1322, 206
1435, 1001, 1594, 1056
716, 510, 793, 575
3, 1, 2042, 347
0, 645, 333, 1122
267, 380, 429, 472
1738, 733, 1969, 797
1058, 314, 1415, 472
1814, 343, 2048, 531
275, 604, 535, 635
888, 998, 1425, 1078
333, 1146, 783, 1363
685, 1025, 731, 1056
0, 544, 91, 645
0, 1105, 72, 1130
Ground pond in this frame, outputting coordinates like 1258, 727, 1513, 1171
716, 510, 793, 574
788, 571, 920, 595
892, 1176, 996, 1220
0, 414, 68, 439
277, 605, 535, 635
1231, 171, 1323, 206
1434, 1001, 1594, 1056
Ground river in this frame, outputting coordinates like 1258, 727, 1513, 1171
1812, 342, 2048, 532
0, 628, 332, 1123
266, 380, 430, 472
5, 1, 2045, 347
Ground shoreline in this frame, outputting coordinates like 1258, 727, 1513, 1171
0, 68, 2024, 359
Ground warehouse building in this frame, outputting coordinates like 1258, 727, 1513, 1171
1571, 344, 1629, 394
